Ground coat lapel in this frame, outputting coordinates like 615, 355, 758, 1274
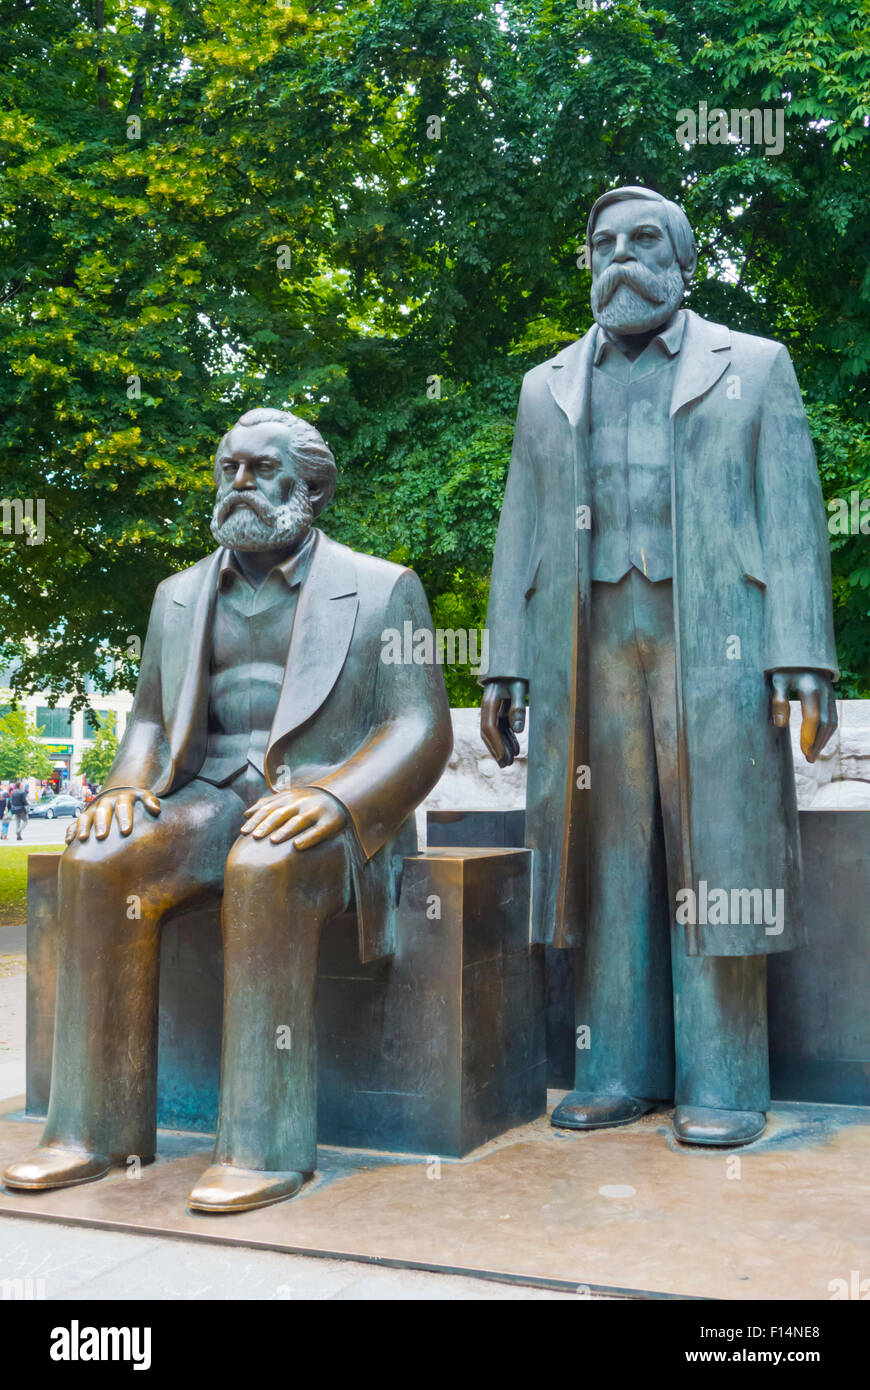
161, 549, 222, 787
547, 326, 599, 428
546, 310, 732, 427
265, 531, 359, 784
669, 309, 731, 415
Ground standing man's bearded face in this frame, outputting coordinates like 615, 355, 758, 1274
590, 200, 687, 335
210, 421, 314, 552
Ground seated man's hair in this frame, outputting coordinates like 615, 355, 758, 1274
215, 408, 337, 514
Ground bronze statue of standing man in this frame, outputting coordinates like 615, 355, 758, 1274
481, 186, 838, 1147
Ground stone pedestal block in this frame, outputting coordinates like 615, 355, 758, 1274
426, 809, 870, 1105
26, 846, 545, 1158
767, 810, 870, 1105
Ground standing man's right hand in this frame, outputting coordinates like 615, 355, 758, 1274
480, 678, 529, 767
67, 788, 161, 843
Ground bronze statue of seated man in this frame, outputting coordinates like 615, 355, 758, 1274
2, 408, 452, 1213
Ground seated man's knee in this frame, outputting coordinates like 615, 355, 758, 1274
61, 815, 163, 879
225, 833, 345, 902
62, 834, 126, 878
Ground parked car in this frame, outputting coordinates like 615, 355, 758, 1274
28, 794, 83, 820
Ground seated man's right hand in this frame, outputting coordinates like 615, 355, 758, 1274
67, 788, 161, 844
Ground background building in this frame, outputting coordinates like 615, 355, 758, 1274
0, 664, 132, 790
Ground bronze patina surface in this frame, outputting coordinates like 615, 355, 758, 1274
480, 186, 839, 1149
2, 408, 452, 1213
24, 848, 546, 1157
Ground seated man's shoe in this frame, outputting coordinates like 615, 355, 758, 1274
187, 1164, 306, 1214
2, 1146, 111, 1191
551, 1091, 655, 1131
674, 1105, 766, 1147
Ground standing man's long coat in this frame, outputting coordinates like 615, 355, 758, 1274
485, 309, 838, 957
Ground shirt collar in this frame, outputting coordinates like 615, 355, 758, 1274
218, 526, 317, 592
594, 308, 686, 366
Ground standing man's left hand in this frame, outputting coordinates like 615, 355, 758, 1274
770, 670, 837, 763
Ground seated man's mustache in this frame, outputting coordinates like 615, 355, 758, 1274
595, 264, 667, 307
213, 492, 277, 525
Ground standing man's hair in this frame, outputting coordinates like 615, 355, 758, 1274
586, 186, 697, 288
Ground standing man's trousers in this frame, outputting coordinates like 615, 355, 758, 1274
574, 569, 770, 1111
41, 768, 352, 1173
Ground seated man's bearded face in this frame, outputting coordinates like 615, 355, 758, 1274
590, 199, 687, 335
210, 421, 314, 552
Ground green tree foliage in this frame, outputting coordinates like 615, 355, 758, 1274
0, 708, 55, 781
78, 710, 119, 785
1, 0, 868, 704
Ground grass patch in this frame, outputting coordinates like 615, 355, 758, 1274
0, 845, 60, 927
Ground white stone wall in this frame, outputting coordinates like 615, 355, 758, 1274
418, 700, 870, 840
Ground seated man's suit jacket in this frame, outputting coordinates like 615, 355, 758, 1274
101, 529, 453, 961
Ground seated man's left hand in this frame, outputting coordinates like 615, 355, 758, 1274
240, 787, 347, 849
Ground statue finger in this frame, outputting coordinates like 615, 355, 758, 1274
77, 810, 93, 841
284, 811, 327, 845
480, 720, 506, 765
809, 717, 837, 761
815, 687, 839, 755
290, 819, 331, 850
499, 716, 520, 759
799, 686, 821, 761
94, 802, 112, 840
252, 804, 304, 840
807, 689, 837, 761
269, 810, 314, 844
508, 680, 527, 733
770, 671, 792, 728
141, 791, 161, 816
480, 688, 500, 737
116, 796, 134, 836
270, 826, 310, 847
240, 804, 272, 833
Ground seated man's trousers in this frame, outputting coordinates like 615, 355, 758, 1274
42, 768, 352, 1174
574, 569, 770, 1112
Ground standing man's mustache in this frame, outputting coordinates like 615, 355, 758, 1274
595, 262, 668, 307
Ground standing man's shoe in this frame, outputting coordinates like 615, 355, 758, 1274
551, 1091, 655, 1130
2, 1145, 111, 1191
187, 1164, 306, 1214
673, 1105, 765, 1147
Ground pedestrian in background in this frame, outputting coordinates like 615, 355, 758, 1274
9, 782, 29, 841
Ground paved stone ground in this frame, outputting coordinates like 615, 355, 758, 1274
0, 932, 590, 1301
0, 1215, 586, 1300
